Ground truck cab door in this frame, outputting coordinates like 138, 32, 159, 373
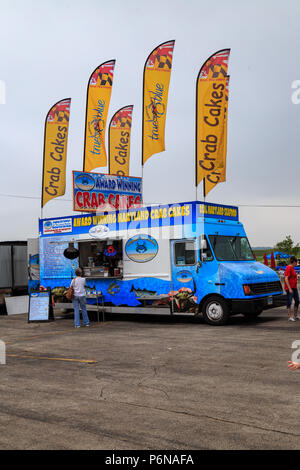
198, 234, 221, 297
170, 239, 198, 312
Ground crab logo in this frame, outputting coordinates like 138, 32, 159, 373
176, 270, 193, 283
75, 174, 95, 191
43, 221, 53, 234
136, 240, 147, 253
125, 235, 158, 263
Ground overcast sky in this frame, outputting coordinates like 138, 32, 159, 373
1, 0, 300, 246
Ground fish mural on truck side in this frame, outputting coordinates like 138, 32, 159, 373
107, 281, 120, 295
130, 285, 157, 298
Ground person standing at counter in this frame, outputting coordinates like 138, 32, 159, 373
284, 256, 299, 322
70, 268, 90, 328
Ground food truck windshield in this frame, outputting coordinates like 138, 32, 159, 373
208, 235, 255, 262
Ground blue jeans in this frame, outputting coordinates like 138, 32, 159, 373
73, 296, 90, 327
286, 288, 299, 308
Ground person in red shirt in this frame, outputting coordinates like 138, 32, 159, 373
284, 256, 299, 321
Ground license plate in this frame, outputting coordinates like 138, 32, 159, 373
267, 296, 273, 305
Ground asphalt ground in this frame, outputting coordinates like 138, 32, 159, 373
0, 307, 299, 450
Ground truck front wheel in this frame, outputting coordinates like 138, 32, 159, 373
202, 296, 230, 326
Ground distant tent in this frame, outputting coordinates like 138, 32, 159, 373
266, 251, 291, 259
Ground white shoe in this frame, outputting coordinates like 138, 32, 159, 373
288, 317, 296, 322
296, 315, 300, 320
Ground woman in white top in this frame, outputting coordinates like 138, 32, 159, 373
71, 268, 90, 328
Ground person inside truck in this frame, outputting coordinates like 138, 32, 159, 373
284, 256, 300, 322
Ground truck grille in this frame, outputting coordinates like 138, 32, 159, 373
248, 281, 282, 295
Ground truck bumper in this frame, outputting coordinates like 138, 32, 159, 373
230, 294, 285, 314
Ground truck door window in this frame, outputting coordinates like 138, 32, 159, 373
174, 241, 196, 265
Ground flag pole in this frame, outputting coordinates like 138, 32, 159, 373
142, 47, 147, 206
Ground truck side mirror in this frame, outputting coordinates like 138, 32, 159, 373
200, 238, 207, 250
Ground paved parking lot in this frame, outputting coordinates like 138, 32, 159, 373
0, 307, 299, 450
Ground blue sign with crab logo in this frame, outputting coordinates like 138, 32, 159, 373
125, 234, 158, 263
176, 270, 193, 283
74, 173, 95, 191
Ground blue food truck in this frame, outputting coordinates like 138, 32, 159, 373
38, 200, 283, 325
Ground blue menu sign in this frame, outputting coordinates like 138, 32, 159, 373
28, 291, 51, 322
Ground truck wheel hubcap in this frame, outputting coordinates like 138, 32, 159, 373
207, 302, 223, 321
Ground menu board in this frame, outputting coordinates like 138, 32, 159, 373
39, 236, 78, 279
28, 291, 50, 322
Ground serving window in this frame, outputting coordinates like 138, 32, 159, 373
78, 239, 123, 278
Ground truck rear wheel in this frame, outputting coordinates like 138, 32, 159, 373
202, 296, 230, 326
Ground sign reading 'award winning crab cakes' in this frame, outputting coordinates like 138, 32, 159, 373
73, 171, 142, 212
125, 234, 158, 263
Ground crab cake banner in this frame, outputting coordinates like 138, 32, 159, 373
205, 76, 230, 196
196, 49, 230, 193
109, 105, 133, 176
41, 98, 71, 208
83, 60, 115, 172
142, 40, 175, 165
